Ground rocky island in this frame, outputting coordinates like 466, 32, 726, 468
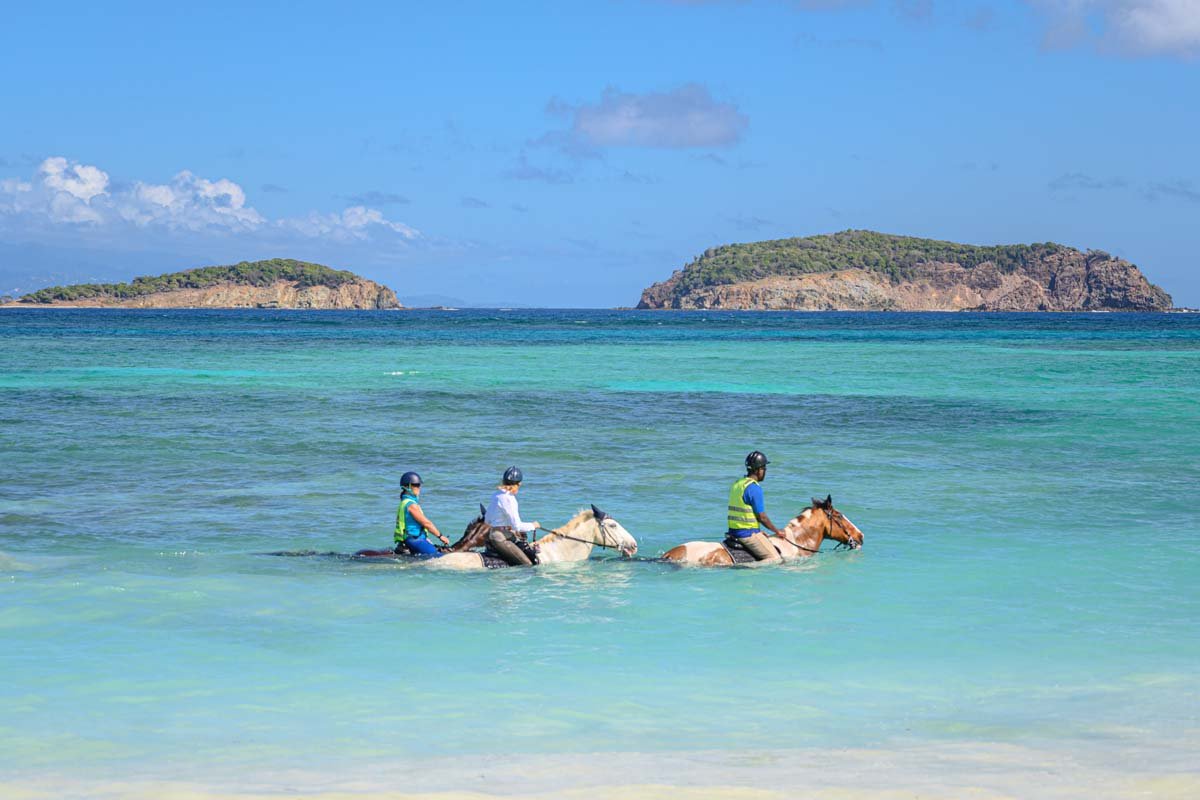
13, 258, 401, 310
637, 231, 1172, 312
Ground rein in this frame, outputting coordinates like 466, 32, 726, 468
780, 508, 859, 554
537, 519, 626, 551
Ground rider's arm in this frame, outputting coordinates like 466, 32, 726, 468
408, 503, 448, 544
745, 483, 781, 535
755, 511, 782, 536
501, 493, 538, 533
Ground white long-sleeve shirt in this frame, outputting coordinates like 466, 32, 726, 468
485, 489, 537, 533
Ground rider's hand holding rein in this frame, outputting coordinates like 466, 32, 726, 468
409, 496, 447, 543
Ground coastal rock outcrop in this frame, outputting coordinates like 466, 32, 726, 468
637, 232, 1172, 312
17, 258, 402, 310
60, 279, 402, 310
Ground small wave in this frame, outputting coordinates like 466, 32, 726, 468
386, 371, 420, 376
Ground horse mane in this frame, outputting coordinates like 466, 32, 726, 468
538, 508, 594, 540
448, 513, 489, 552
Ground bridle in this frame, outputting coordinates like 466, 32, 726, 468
782, 506, 860, 553
537, 513, 631, 553
827, 509, 860, 551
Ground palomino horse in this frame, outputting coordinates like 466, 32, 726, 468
661, 495, 863, 567
427, 505, 637, 571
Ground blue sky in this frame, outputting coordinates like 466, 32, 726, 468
2, 0, 1197, 306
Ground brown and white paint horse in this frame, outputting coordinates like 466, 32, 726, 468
661, 495, 864, 567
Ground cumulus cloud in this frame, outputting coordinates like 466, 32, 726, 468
0, 157, 111, 224
118, 170, 265, 231
0, 156, 420, 243
1032, 0, 1200, 58
547, 84, 748, 150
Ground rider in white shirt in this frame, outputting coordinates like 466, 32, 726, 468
484, 466, 540, 566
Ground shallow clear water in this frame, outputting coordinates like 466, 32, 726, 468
2, 309, 1198, 791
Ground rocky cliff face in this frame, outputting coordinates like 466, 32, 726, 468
22, 279, 401, 310
638, 249, 1172, 312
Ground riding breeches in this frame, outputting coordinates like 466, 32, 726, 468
402, 537, 442, 557
733, 532, 782, 564
486, 529, 534, 566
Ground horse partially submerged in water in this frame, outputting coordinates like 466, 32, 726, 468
356, 505, 637, 570
353, 504, 491, 559
661, 496, 863, 567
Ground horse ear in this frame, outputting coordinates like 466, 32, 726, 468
824, 494, 833, 508
811, 498, 822, 509
479, 503, 487, 518
590, 504, 608, 522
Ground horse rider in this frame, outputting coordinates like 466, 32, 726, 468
726, 451, 783, 563
394, 471, 450, 557
484, 466, 540, 566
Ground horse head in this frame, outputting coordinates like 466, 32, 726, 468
448, 504, 491, 552
590, 504, 637, 556
810, 495, 864, 549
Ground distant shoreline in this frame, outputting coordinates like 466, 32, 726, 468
2, 304, 1192, 313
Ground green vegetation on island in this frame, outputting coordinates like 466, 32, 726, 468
20, 258, 360, 304
673, 230, 1066, 294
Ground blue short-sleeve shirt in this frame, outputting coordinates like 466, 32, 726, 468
743, 482, 765, 514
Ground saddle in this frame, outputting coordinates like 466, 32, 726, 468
722, 536, 761, 565
483, 530, 539, 567
481, 552, 513, 569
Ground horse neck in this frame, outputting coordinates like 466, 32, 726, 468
783, 511, 825, 552
537, 512, 595, 563
449, 521, 487, 552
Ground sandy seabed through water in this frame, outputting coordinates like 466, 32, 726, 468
5, 740, 1199, 800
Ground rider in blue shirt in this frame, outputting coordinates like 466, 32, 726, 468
394, 472, 449, 557
726, 451, 783, 563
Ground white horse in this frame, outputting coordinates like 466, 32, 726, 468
426, 505, 637, 571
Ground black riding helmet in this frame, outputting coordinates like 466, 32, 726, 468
745, 451, 770, 470
502, 465, 523, 485
400, 471, 422, 488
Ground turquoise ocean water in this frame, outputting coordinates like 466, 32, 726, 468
2, 309, 1198, 794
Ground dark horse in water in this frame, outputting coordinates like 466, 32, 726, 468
352, 504, 491, 559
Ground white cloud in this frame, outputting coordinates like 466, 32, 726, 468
551, 84, 749, 150
118, 170, 265, 231
281, 206, 420, 241
1032, 0, 1200, 57
0, 156, 420, 243
1, 157, 112, 224
41, 157, 109, 202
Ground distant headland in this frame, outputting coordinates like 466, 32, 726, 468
5, 258, 401, 310
637, 231, 1173, 312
